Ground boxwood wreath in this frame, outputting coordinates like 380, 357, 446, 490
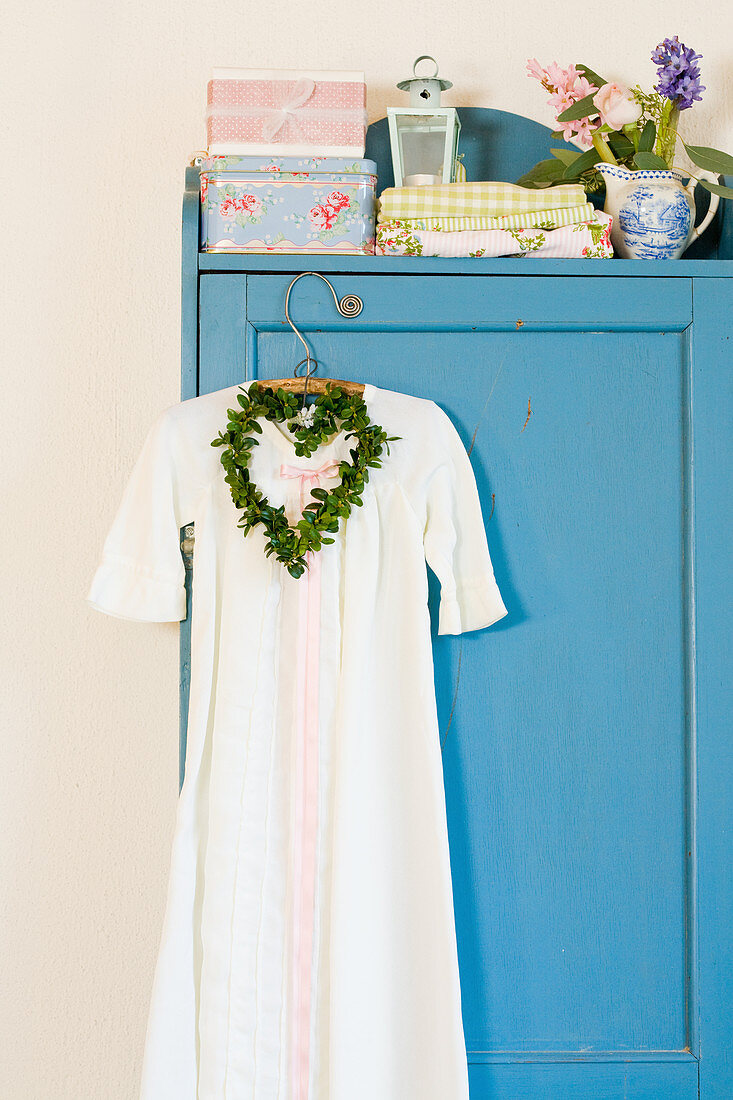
211, 382, 399, 579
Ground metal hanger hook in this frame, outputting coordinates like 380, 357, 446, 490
283, 272, 363, 407
284, 271, 363, 375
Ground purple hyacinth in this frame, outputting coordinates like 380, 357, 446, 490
652, 36, 705, 110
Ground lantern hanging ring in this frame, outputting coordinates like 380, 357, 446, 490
397, 56, 453, 95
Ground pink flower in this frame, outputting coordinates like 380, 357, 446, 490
557, 119, 579, 142
548, 89, 576, 113
219, 196, 239, 217
573, 75, 597, 98
526, 57, 547, 82
237, 193, 262, 216
571, 117, 596, 148
325, 190, 350, 211
200, 176, 208, 203
219, 193, 263, 218
527, 59, 601, 146
264, 163, 281, 172
308, 203, 337, 231
545, 61, 568, 89
564, 63, 582, 85
592, 82, 642, 128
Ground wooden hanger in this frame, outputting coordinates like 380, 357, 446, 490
258, 272, 365, 398
258, 373, 365, 397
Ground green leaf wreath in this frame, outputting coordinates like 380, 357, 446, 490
211, 382, 399, 579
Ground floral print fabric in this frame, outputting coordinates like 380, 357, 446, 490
376, 210, 614, 258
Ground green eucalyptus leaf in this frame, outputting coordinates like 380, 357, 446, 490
556, 93, 598, 123
550, 148, 582, 166
697, 179, 733, 199
562, 147, 601, 178
607, 131, 635, 159
683, 143, 733, 175
633, 151, 668, 170
576, 64, 607, 88
638, 120, 656, 153
515, 159, 568, 188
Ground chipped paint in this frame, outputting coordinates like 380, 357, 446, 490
440, 640, 464, 753
468, 357, 506, 456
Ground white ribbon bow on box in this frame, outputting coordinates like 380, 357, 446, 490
261, 78, 316, 143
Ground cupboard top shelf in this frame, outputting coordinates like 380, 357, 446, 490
198, 252, 733, 277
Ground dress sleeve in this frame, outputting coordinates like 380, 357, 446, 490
86, 409, 189, 623
423, 406, 508, 636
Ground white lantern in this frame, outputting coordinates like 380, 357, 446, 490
387, 56, 461, 187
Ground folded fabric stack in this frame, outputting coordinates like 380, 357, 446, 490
376, 181, 613, 258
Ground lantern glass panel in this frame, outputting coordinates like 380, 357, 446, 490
399, 118, 447, 183
388, 108, 460, 187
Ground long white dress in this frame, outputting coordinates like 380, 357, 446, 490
87, 382, 508, 1100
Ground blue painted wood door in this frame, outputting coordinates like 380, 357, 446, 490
193, 269, 727, 1099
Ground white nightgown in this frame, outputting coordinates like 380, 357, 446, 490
87, 382, 508, 1100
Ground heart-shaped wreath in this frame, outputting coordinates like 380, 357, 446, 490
211, 382, 398, 579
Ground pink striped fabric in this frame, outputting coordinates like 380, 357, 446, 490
280, 460, 340, 1099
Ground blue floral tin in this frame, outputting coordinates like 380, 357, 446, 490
200, 155, 377, 254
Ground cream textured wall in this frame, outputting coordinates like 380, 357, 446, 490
2, 1, 731, 1096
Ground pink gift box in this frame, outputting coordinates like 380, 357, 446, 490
206, 68, 367, 157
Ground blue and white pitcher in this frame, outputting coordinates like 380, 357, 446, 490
597, 163, 719, 259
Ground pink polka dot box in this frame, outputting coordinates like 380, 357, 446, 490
206, 69, 367, 158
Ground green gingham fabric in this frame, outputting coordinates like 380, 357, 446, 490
378, 182, 587, 222
393, 203, 595, 232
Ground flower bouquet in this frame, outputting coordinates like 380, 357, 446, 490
519, 39, 733, 257
521, 38, 733, 196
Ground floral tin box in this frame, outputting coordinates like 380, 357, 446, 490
200, 155, 377, 255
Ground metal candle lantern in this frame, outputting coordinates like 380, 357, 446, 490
387, 56, 461, 187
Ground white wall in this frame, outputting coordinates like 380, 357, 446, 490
2, 2, 731, 1096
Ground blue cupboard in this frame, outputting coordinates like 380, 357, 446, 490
179, 109, 732, 1099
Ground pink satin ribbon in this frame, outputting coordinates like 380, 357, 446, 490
280, 461, 341, 513
280, 460, 339, 1100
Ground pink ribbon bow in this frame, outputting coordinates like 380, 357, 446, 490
280, 459, 340, 513
261, 78, 316, 143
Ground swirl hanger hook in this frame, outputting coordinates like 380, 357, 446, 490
284, 272, 363, 404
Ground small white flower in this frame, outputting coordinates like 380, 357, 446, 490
294, 405, 317, 428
